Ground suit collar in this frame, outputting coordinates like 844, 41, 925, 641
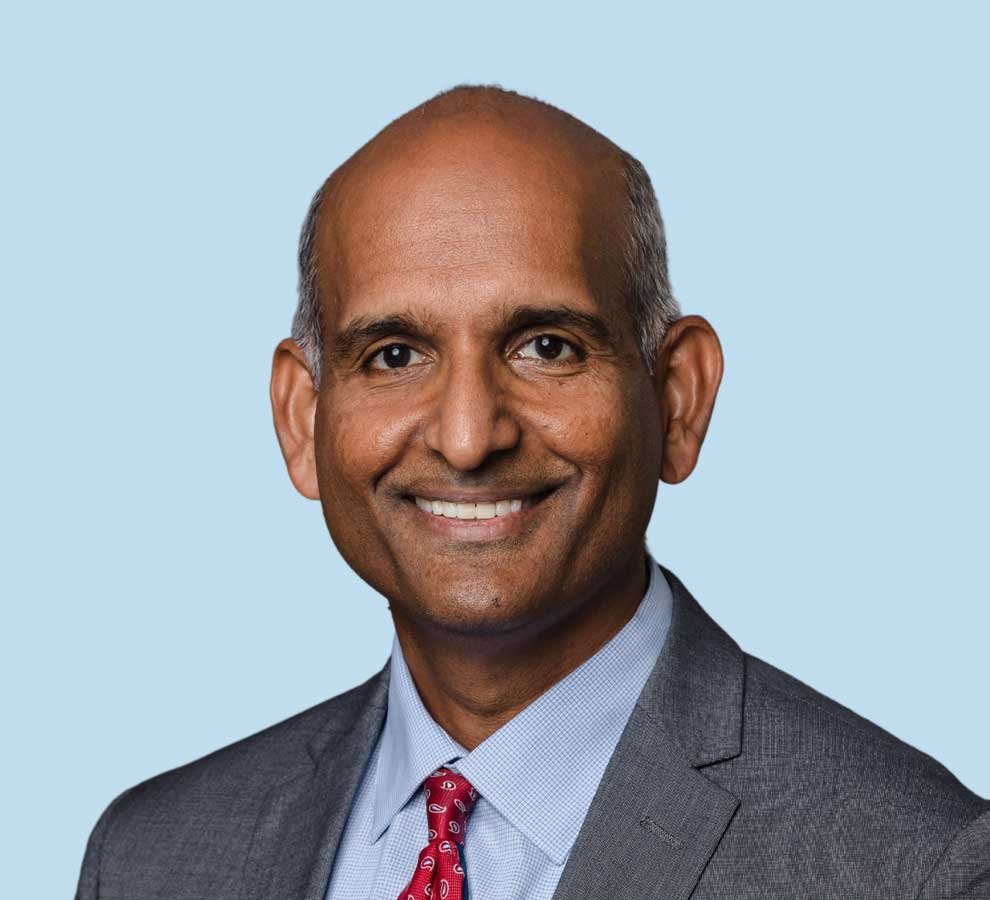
548, 564, 745, 900
305, 661, 390, 764
639, 564, 744, 768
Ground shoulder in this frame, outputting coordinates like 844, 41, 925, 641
75, 664, 388, 899
742, 652, 980, 805
120, 662, 386, 805
723, 652, 989, 896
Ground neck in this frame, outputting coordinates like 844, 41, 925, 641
392, 547, 650, 751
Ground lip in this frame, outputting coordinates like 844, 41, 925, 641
402, 486, 558, 541
401, 486, 558, 504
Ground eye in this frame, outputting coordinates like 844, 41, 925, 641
366, 343, 426, 371
516, 334, 580, 362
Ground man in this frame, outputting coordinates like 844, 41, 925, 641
76, 84, 988, 900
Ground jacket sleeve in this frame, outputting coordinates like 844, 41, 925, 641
74, 788, 134, 900
916, 808, 990, 899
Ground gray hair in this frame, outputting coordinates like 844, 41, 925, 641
291, 107, 680, 389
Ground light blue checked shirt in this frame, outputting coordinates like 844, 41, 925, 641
324, 551, 673, 900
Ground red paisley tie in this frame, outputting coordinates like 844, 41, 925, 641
394, 766, 479, 900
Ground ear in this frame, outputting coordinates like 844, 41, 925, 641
653, 315, 724, 484
270, 337, 321, 500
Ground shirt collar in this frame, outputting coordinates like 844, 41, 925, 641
369, 637, 468, 848
369, 549, 674, 865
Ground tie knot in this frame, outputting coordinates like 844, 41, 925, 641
423, 766, 478, 845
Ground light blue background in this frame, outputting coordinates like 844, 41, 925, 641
2, 3, 987, 897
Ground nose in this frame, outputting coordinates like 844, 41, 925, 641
422, 352, 521, 471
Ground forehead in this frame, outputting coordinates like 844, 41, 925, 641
317, 116, 628, 332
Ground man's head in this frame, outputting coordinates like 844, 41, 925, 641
271, 85, 722, 645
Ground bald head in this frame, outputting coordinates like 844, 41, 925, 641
292, 85, 679, 387
335, 84, 624, 183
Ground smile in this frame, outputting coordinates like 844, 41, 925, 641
411, 496, 535, 520
402, 487, 558, 539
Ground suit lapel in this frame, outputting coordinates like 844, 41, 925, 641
550, 565, 745, 900
240, 661, 391, 900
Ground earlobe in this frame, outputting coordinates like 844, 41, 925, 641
270, 338, 321, 500
655, 315, 724, 485
660, 419, 699, 484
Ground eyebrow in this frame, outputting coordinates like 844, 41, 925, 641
330, 312, 438, 361
500, 304, 613, 343
330, 303, 614, 362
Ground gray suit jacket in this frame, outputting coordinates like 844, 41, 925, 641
76, 566, 990, 899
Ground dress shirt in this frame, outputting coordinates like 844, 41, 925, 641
324, 549, 674, 900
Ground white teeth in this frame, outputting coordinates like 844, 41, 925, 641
413, 496, 533, 519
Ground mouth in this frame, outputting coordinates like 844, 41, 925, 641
400, 486, 559, 540
404, 487, 556, 519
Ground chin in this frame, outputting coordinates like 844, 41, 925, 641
402, 575, 550, 638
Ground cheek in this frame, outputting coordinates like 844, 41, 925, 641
316, 391, 417, 497
529, 376, 652, 476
